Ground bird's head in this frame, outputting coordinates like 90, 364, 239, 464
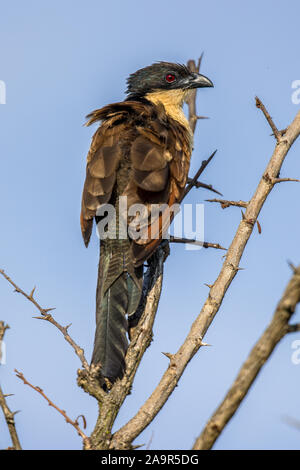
126, 61, 213, 100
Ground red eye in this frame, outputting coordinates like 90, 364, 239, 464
165, 73, 176, 83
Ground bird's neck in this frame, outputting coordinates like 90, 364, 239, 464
145, 89, 191, 132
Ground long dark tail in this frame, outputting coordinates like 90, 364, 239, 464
91, 239, 143, 386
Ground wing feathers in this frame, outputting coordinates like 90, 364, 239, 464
81, 100, 192, 264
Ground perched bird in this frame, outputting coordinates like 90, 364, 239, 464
81, 62, 213, 387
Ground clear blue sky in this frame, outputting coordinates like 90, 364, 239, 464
0, 0, 300, 450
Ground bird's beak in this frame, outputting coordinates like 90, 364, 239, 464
186, 72, 214, 89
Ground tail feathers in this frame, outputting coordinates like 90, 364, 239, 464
91, 272, 129, 383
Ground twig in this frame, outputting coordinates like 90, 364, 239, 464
0, 269, 89, 371
186, 179, 223, 196
110, 101, 300, 449
193, 264, 300, 449
15, 369, 92, 449
255, 96, 281, 142
81, 247, 165, 449
206, 198, 249, 209
183, 150, 218, 200
0, 322, 22, 450
169, 236, 226, 251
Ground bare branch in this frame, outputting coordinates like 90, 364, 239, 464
15, 369, 92, 449
110, 102, 300, 449
0, 322, 22, 450
193, 264, 300, 449
0, 269, 89, 371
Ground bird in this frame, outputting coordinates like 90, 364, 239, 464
80, 61, 213, 388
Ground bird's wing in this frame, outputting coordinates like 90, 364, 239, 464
81, 102, 192, 265
126, 120, 192, 266
80, 113, 125, 246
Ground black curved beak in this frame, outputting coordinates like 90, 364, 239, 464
182, 72, 214, 89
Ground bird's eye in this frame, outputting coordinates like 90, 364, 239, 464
165, 73, 176, 83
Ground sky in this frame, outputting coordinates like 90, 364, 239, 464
0, 0, 300, 450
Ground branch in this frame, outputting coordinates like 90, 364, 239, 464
0, 269, 89, 371
206, 198, 249, 209
110, 101, 300, 449
193, 263, 300, 449
15, 369, 92, 450
0, 322, 22, 450
169, 236, 226, 251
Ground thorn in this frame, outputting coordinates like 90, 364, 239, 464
3, 394, 14, 398
29, 286, 36, 299
287, 260, 297, 273
162, 352, 174, 360
12, 410, 20, 416
257, 220, 262, 234
64, 323, 72, 331
241, 210, 245, 220
42, 308, 56, 314
197, 52, 204, 72
204, 283, 213, 288
199, 341, 211, 347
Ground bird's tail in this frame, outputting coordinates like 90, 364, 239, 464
91, 238, 143, 386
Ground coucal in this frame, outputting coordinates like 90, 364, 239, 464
81, 62, 213, 386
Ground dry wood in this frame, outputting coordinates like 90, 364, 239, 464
193, 264, 300, 449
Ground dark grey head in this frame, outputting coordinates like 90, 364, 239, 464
126, 62, 213, 98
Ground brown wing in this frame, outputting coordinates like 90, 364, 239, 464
80, 115, 124, 246
81, 101, 192, 266
126, 122, 192, 266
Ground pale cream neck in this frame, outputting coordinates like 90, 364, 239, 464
145, 89, 191, 132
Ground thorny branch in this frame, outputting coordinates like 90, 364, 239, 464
193, 263, 300, 449
110, 98, 300, 449
15, 369, 92, 450
0, 322, 22, 450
